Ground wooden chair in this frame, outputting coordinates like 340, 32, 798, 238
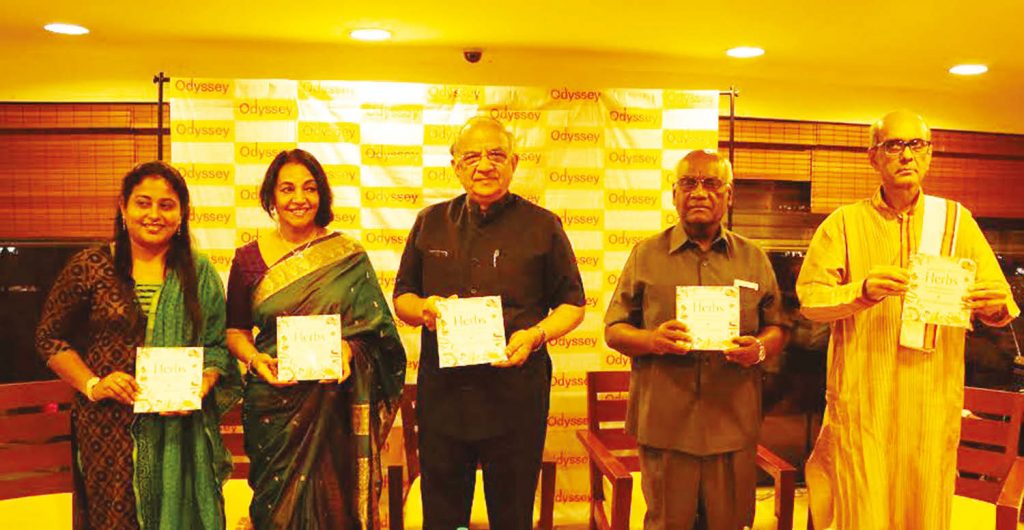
804, 386, 1024, 530
387, 384, 556, 530
954, 386, 1024, 529
0, 379, 81, 527
577, 371, 796, 530
219, 402, 250, 480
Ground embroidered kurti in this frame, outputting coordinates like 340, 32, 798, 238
796, 190, 1020, 530
35, 246, 240, 530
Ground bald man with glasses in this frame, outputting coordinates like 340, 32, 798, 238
797, 110, 1019, 529
394, 116, 586, 529
604, 149, 789, 530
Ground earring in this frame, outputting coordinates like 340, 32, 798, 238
121, 218, 127, 231
178, 224, 184, 236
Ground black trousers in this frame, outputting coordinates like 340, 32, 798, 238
418, 419, 547, 530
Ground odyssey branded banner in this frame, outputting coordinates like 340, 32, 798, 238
170, 78, 717, 524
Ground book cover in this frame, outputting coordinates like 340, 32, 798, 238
675, 286, 741, 351
133, 346, 203, 413
277, 314, 344, 381
903, 254, 976, 328
436, 296, 507, 368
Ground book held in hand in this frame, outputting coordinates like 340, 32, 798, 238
903, 254, 976, 328
277, 314, 344, 381
675, 286, 741, 351
134, 347, 203, 413
435, 296, 507, 368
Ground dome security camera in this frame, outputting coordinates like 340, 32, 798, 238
463, 49, 483, 64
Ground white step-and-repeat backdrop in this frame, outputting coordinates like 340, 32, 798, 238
170, 78, 718, 524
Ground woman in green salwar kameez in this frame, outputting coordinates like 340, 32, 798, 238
226, 149, 405, 529
36, 161, 241, 530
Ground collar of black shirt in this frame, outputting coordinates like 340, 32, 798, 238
670, 223, 732, 256
465, 192, 516, 225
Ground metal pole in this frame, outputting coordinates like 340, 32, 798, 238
153, 72, 170, 160
719, 87, 739, 229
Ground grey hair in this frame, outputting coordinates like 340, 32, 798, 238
674, 149, 734, 185
450, 116, 516, 156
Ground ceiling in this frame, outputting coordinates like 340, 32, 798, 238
1, 1, 1022, 132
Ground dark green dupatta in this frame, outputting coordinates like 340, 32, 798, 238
244, 233, 406, 530
131, 254, 243, 530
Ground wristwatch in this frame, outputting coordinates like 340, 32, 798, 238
532, 326, 548, 351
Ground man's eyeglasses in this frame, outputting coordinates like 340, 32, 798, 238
675, 176, 727, 192
456, 149, 510, 168
873, 138, 932, 156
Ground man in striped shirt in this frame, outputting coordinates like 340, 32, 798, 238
796, 110, 1019, 530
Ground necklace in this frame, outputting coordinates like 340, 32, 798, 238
278, 227, 323, 259
292, 238, 317, 258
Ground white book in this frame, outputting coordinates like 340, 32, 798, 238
903, 254, 977, 328
675, 286, 741, 351
435, 296, 507, 368
277, 314, 344, 381
134, 347, 203, 413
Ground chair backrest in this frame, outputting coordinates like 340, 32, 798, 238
956, 386, 1024, 503
0, 379, 76, 500
399, 384, 421, 484
219, 403, 249, 479
585, 371, 639, 472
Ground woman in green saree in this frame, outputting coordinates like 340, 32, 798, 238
226, 149, 405, 529
36, 161, 242, 529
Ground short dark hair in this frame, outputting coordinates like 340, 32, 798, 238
259, 149, 334, 227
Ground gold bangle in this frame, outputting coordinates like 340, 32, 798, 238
84, 376, 101, 401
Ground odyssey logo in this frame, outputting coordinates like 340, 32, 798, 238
609, 108, 660, 126
488, 106, 541, 122
173, 78, 230, 96
235, 99, 295, 119
550, 88, 601, 102
557, 209, 601, 228
606, 150, 660, 167
173, 120, 232, 140
606, 190, 659, 208
549, 336, 599, 350
179, 164, 232, 183
549, 128, 602, 144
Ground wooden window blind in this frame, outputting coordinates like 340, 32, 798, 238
719, 117, 1024, 218
0, 103, 167, 240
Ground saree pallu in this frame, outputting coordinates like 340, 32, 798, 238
243, 233, 406, 530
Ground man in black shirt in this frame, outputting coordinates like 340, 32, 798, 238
394, 116, 586, 529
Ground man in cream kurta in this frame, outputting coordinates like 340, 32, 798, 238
797, 110, 1019, 530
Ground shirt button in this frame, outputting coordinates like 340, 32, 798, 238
471, 258, 480, 267
701, 261, 709, 267
470, 288, 478, 295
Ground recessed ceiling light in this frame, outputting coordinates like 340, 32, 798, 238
726, 46, 764, 58
44, 23, 89, 35
350, 28, 391, 42
949, 64, 988, 76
